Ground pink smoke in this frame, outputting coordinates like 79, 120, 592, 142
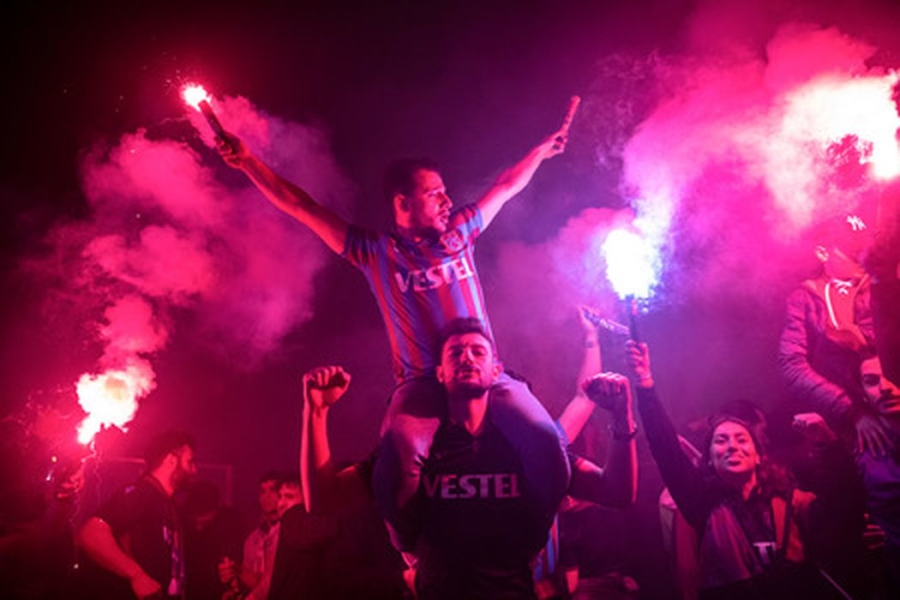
34, 91, 354, 442
487, 6, 900, 414
619, 23, 898, 295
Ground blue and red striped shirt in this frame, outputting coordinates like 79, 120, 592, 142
342, 205, 494, 382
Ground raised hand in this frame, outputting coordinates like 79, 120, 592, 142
215, 132, 252, 169
854, 412, 893, 457
791, 412, 837, 444
540, 128, 568, 159
582, 372, 631, 415
303, 366, 351, 410
625, 340, 653, 388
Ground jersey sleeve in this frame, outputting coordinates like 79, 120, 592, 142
450, 205, 484, 243
341, 225, 382, 270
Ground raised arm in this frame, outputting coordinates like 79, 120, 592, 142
77, 517, 161, 599
567, 372, 637, 508
300, 366, 369, 514
475, 111, 570, 228
557, 306, 603, 443
217, 134, 349, 254
626, 341, 711, 528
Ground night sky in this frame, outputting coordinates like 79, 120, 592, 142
4, 2, 900, 592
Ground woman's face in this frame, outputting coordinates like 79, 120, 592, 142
709, 420, 760, 479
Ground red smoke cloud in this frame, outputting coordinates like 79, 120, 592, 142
32, 92, 354, 442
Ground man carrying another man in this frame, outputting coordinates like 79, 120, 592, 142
298, 317, 637, 599
215, 104, 576, 549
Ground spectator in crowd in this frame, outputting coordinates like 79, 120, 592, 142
219, 471, 281, 596
247, 474, 302, 600
299, 317, 636, 599
854, 354, 900, 595
0, 407, 85, 599
180, 479, 243, 600
77, 431, 197, 599
778, 212, 891, 455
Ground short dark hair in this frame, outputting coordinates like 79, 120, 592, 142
383, 158, 441, 204
258, 470, 282, 485
277, 471, 301, 489
143, 430, 195, 471
436, 317, 495, 358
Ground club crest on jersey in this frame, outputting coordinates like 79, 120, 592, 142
439, 230, 465, 253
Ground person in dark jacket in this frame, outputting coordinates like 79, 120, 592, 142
778, 212, 892, 455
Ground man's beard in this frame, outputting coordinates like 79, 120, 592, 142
448, 375, 490, 399
172, 466, 192, 490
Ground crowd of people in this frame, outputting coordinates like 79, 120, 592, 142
2, 103, 900, 599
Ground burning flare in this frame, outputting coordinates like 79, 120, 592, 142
75, 361, 154, 445
602, 226, 660, 300
182, 83, 227, 139
182, 84, 211, 111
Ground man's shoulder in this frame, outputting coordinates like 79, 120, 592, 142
345, 222, 383, 243
791, 280, 819, 297
448, 204, 482, 230
104, 477, 152, 504
784, 281, 824, 310
110, 477, 171, 512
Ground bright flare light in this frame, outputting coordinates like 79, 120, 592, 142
182, 83, 227, 140
75, 364, 154, 445
182, 84, 211, 111
783, 72, 900, 180
602, 228, 660, 300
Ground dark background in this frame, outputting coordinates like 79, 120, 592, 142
3, 2, 900, 597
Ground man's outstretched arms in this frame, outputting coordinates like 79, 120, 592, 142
476, 118, 570, 228
217, 134, 350, 254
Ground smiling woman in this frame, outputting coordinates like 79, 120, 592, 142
627, 340, 862, 600
705, 417, 763, 491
